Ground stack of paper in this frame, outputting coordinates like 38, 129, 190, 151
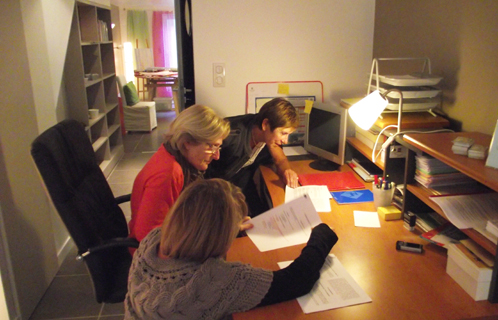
485, 219, 498, 238
245, 196, 372, 313
355, 125, 386, 150
452, 136, 474, 155
416, 155, 457, 174
285, 185, 332, 212
246, 195, 322, 252
415, 155, 474, 188
430, 193, 498, 230
468, 144, 488, 159
278, 255, 372, 313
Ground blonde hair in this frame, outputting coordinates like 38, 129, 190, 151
165, 105, 230, 152
160, 179, 248, 262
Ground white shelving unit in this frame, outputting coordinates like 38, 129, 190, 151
63, 1, 123, 177
368, 57, 443, 116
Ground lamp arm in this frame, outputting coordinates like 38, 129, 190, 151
381, 89, 403, 134
367, 58, 380, 95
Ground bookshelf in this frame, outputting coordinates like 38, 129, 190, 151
63, 1, 123, 177
343, 123, 406, 187
341, 97, 450, 188
346, 137, 384, 170
402, 131, 498, 302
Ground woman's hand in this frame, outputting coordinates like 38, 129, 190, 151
239, 216, 254, 232
283, 169, 299, 188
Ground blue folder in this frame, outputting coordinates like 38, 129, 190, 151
331, 189, 374, 204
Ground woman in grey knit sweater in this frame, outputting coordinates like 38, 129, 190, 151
125, 178, 338, 320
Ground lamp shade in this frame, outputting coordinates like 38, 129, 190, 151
349, 90, 388, 130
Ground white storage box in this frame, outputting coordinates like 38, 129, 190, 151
154, 97, 173, 111
446, 243, 492, 301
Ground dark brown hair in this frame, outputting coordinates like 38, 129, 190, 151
254, 97, 299, 131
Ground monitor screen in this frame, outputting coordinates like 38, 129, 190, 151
304, 102, 347, 171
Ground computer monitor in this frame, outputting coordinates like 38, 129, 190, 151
304, 102, 348, 171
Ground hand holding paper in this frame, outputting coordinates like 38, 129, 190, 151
246, 195, 322, 252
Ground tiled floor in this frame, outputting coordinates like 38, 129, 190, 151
28, 111, 177, 320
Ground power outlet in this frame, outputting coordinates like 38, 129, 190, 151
213, 63, 225, 87
390, 145, 407, 158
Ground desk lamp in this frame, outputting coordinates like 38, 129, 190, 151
349, 89, 404, 162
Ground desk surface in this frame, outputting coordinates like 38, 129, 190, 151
227, 160, 498, 320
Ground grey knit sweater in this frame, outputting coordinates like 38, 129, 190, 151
124, 228, 273, 320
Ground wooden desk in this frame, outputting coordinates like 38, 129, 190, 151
135, 71, 180, 116
228, 160, 498, 319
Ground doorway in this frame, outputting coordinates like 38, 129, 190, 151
175, 0, 195, 110
112, 1, 195, 111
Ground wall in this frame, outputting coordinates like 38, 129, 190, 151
373, 0, 498, 135
191, 0, 376, 117
0, 0, 106, 318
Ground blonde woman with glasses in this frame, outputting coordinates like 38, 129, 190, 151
125, 179, 338, 320
128, 105, 248, 248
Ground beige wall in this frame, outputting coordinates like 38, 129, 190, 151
1, 0, 113, 318
1, 1, 59, 319
191, 0, 376, 117
373, 0, 498, 135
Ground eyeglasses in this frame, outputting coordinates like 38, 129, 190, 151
204, 143, 222, 154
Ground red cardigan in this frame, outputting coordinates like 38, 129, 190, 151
129, 146, 184, 244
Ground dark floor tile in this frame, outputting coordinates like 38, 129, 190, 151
53, 318, 98, 320
57, 245, 88, 276
114, 152, 154, 171
29, 275, 102, 320
101, 301, 125, 316
30, 111, 175, 320
99, 316, 125, 320
122, 134, 143, 153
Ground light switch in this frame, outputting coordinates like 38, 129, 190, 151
213, 63, 225, 87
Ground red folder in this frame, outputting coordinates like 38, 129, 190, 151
298, 171, 365, 191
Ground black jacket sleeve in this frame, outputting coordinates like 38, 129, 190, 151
257, 223, 339, 307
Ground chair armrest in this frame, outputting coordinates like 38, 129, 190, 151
115, 194, 131, 204
76, 237, 140, 261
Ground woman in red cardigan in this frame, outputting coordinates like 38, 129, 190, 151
128, 105, 236, 245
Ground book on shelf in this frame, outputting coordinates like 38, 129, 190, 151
429, 193, 498, 245
415, 155, 458, 174
413, 211, 447, 232
485, 219, 498, 238
414, 155, 476, 188
392, 184, 404, 209
420, 221, 468, 247
460, 238, 495, 268
355, 130, 384, 150
411, 211, 468, 247
415, 181, 491, 196
414, 170, 476, 188
347, 158, 383, 182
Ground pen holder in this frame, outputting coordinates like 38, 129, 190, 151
372, 186, 395, 208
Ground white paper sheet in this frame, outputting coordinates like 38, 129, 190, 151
285, 185, 332, 212
246, 195, 322, 252
283, 145, 309, 156
353, 211, 381, 228
430, 193, 498, 229
278, 254, 372, 314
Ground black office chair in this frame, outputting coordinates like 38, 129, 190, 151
30, 119, 139, 303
